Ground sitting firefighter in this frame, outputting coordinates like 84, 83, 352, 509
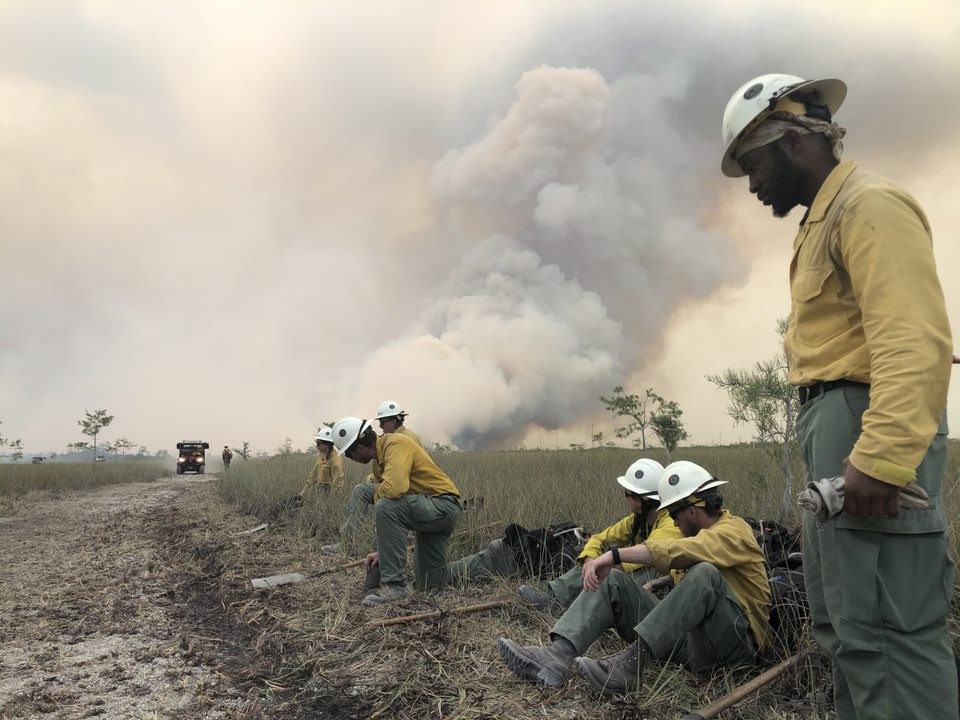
515, 458, 679, 613
498, 460, 771, 695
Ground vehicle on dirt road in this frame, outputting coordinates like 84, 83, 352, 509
176, 441, 210, 475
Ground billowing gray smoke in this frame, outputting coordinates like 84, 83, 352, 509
329, 66, 744, 448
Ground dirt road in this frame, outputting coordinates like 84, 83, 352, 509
0, 476, 253, 720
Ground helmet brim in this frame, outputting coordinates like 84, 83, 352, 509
334, 419, 369, 455
722, 78, 847, 178
616, 475, 659, 501
657, 478, 728, 510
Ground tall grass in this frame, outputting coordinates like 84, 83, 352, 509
218, 440, 960, 558
0, 461, 171, 498
214, 441, 960, 718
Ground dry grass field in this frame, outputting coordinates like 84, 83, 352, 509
2, 443, 957, 719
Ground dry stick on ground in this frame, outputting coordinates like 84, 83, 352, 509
681, 652, 806, 720
250, 557, 367, 588
365, 599, 514, 628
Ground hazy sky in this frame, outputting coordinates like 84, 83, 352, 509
2, 1, 959, 455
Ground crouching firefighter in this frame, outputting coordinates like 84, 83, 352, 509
331, 416, 461, 606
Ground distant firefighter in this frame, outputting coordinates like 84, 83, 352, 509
297, 426, 344, 500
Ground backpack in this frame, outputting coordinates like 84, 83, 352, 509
768, 568, 809, 657
502, 521, 590, 580
744, 517, 802, 570
744, 517, 808, 657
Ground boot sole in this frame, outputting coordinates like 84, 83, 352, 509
498, 639, 572, 687
497, 639, 542, 684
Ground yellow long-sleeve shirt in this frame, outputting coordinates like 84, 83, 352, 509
374, 433, 458, 500
369, 425, 425, 484
306, 450, 344, 488
646, 510, 771, 653
579, 509, 680, 574
785, 161, 952, 487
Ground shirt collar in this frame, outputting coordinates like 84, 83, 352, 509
803, 160, 858, 225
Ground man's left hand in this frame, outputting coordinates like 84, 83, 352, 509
843, 460, 901, 518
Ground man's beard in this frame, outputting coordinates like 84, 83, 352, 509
768, 142, 806, 218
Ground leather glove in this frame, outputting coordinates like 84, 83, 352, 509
797, 476, 930, 522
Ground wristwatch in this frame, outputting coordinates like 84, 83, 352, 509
611, 547, 621, 566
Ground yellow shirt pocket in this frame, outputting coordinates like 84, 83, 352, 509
791, 266, 849, 347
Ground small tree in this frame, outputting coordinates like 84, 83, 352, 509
8, 438, 23, 463
155, 448, 170, 459
114, 437, 136, 456
591, 430, 605, 448
235, 442, 251, 460
276, 437, 293, 455
650, 401, 689, 462
137, 445, 148, 456
0, 420, 6, 449
599, 386, 663, 450
706, 318, 799, 523
78, 409, 114, 465
67, 441, 90, 457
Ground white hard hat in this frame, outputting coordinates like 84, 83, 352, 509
721, 73, 846, 177
375, 400, 407, 420
657, 460, 728, 510
331, 416, 371, 455
314, 426, 334, 444
616, 458, 665, 500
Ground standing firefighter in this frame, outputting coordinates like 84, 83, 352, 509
332, 416, 461, 605
516, 458, 679, 614
221, 445, 233, 470
298, 426, 344, 500
722, 73, 956, 719
323, 400, 425, 554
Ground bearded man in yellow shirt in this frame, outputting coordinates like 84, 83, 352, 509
722, 74, 956, 720
332, 416, 461, 606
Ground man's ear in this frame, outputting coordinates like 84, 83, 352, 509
780, 129, 805, 158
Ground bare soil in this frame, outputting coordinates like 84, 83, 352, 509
0, 477, 281, 720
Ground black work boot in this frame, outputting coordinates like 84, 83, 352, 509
497, 637, 577, 687
517, 584, 561, 614
575, 639, 650, 697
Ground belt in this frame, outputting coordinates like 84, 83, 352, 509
797, 379, 869, 406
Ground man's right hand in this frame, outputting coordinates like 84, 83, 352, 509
843, 460, 901, 518
364, 551, 380, 572
582, 554, 612, 592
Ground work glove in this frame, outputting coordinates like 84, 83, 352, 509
797, 476, 930, 523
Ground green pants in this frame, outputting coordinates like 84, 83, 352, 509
340, 482, 376, 552
444, 538, 518, 585
797, 384, 957, 720
548, 563, 655, 609
375, 494, 461, 589
551, 564, 755, 674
